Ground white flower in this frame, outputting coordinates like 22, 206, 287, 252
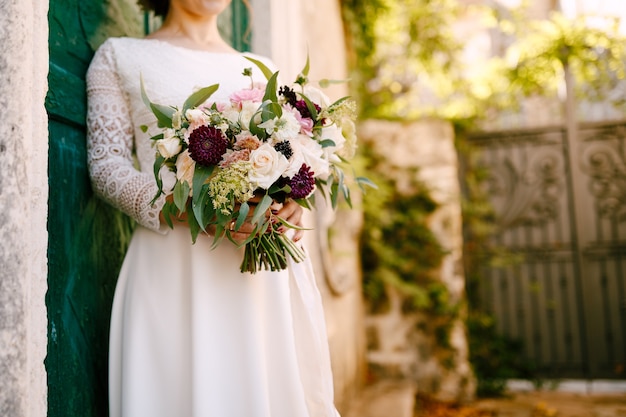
185, 108, 209, 125
159, 165, 176, 194
320, 124, 346, 163
290, 134, 330, 180
248, 143, 290, 189
303, 85, 331, 107
172, 110, 183, 130
225, 101, 260, 130
156, 134, 182, 159
239, 101, 259, 130
339, 118, 357, 159
175, 149, 196, 187
258, 111, 301, 142
184, 108, 210, 141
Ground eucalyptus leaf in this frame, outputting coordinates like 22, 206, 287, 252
235, 202, 250, 231
188, 207, 201, 243
251, 194, 273, 225
173, 180, 190, 213
150, 154, 166, 205
319, 139, 336, 148
357, 176, 378, 190
183, 84, 219, 113
297, 93, 319, 120
244, 56, 275, 80
141, 75, 175, 128
300, 52, 310, 77
318, 78, 350, 88
150, 103, 176, 128
263, 72, 280, 103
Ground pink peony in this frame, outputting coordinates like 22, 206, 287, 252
230, 88, 264, 108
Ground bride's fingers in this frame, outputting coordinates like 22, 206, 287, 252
278, 200, 303, 227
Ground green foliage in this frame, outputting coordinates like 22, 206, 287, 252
342, 0, 465, 120
502, 12, 626, 101
467, 311, 535, 397
359, 144, 449, 315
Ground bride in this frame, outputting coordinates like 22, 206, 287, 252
86, 0, 340, 416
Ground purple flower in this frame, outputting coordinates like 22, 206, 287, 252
188, 125, 229, 166
288, 164, 315, 199
294, 100, 321, 120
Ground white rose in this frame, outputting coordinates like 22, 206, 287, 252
291, 134, 330, 180
185, 108, 208, 124
156, 135, 182, 159
249, 143, 290, 189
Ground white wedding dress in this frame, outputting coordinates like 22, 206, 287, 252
86, 37, 339, 417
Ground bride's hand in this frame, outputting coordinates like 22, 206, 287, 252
229, 197, 304, 243
161, 194, 304, 243
272, 199, 304, 243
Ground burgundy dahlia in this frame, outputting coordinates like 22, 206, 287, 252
188, 125, 228, 166
288, 164, 315, 199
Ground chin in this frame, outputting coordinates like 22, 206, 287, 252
198, 0, 231, 14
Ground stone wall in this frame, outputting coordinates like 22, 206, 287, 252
251, 0, 367, 412
359, 119, 475, 402
0, 0, 49, 416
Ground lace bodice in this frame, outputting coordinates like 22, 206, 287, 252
86, 37, 271, 231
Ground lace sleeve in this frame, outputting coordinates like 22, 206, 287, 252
86, 40, 165, 232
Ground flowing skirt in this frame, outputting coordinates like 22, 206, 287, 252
108, 226, 339, 417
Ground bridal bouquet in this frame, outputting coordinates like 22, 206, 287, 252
141, 57, 372, 273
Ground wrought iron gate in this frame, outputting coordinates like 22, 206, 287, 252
466, 120, 626, 379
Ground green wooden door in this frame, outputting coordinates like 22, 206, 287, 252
46, 2, 250, 416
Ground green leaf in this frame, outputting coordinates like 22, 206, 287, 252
150, 154, 166, 205
140, 124, 148, 133
298, 93, 319, 120
329, 96, 353, 108
260, 100, 282, 121
330, 180, 339, 209
183, 84, 220, 113
162, 200, 174, 229
235, 202, 250, 231
319, 139, 336, 148
301, 53, 310, 77
244, 56, 275, 80
173, 180, 190, 213
263, 72, 280, 103
188, 207, 201, 244
151, 103, 176, 128
319, 78, 350, 88
251, 194, 273, 225
357, 176, 378, 190
140, 74, 175, 128
248, 110, 267, 139
192, 183, 214, 231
